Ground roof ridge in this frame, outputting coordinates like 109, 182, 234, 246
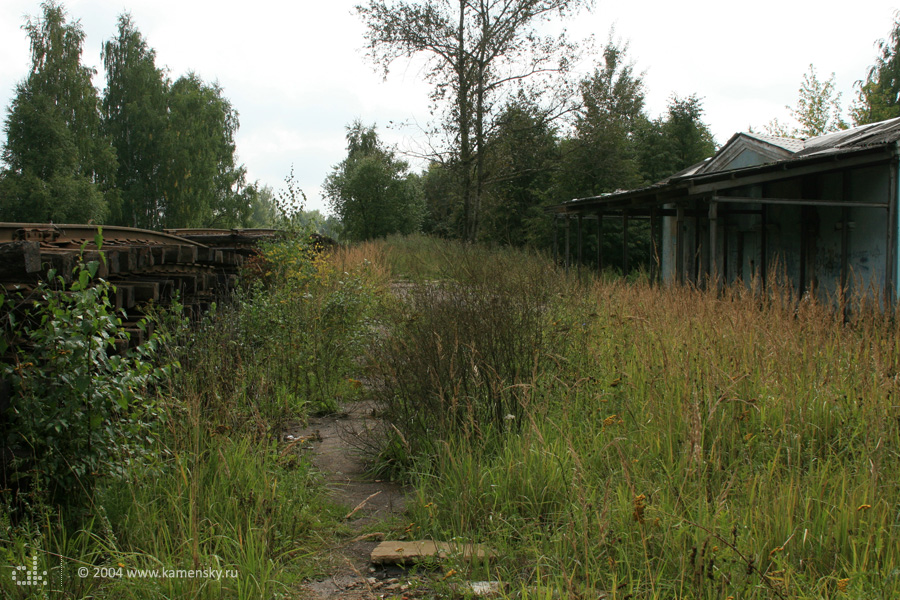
742, 130, 806, 150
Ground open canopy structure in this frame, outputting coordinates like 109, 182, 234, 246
547, 118, 900, 301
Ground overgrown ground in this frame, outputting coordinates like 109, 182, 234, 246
1, 234, 390, 599
355, 235, 900, 600
2, 234, 899, 599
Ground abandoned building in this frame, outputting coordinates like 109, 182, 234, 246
548, 116, 900, 301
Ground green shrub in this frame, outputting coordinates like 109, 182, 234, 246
1, 255, 170, 509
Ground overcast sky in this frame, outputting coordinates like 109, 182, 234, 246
1, 0, 899, 215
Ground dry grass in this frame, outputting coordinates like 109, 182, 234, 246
356, 235, 900, 600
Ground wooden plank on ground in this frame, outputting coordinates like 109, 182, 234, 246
370, 540, 494, 565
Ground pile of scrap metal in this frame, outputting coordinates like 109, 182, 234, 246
0, 223, 285, 349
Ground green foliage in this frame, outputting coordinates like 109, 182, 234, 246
420, 161, 460, 237
0, 169, 107, 224
0, 0, 117, 223
324, 121, 423, 241
163, 73, 248, 228
1, 251, 168, 507
763, 65, 849, 138
242, 183, 284, 229
637, 94, 717, 183
0, 5, 253, 228
479, 99, 562, 247
367, 238, 573, 476
556, 37, 647, 200
0, 231, 368, 599
102, 13, 169, 229
357, 0, 592, 241
790, 64, 847, 137
92, 436, 336, 599
853, 12, 900, 125
219, 234, 380, 417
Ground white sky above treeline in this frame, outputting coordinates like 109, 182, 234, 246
1, 0, 898, 214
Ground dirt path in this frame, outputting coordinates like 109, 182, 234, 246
288, 400, 411, 599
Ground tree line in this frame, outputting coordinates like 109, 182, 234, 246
0, 1, 273, 229
326, 2, 900, 269
5, 2, 900, 248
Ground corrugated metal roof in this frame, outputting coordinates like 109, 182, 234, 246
743, 131, 806, 153
798, 116, 900, 157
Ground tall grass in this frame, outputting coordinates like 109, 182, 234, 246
362, 236, 900, 600
1, 234, 378, 599
364, 236, 578, 475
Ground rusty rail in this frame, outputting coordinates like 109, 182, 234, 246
0, 223, 206, 247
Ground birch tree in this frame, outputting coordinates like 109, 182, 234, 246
102, 14, 168, 228
853, 13, 900, 125
0, 1, 116, 223
356, 0, 591, 240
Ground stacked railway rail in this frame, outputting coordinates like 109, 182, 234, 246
0, 223, 285, 349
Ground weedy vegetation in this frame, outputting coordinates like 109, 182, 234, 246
0, 232, 381, 599
361, 235, 900, 600
1, 232, 898, 599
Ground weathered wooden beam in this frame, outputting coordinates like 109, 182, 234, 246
709, 200, 720, 292
649, 208, 657, 284
760, 205, 768, 290
887, 160, 898, 304
577, 215, 583, 265
712, 195, 889, 209
799, 206, 809, 294
0, 241, 42, 277
113, 280, 159, 303
178, 244, 198, 264
840, 171, 851, 298
113, 284, 136, 311
553, 216, 558, 265
692, 203, 700, 284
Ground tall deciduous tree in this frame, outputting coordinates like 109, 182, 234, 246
324, 121, 423, 241
0, 0, 116, 223
763, 65, 847, 138
163, 73, 248, 228
101, 14, 168, 228
356, 0, 591, 241
853, 14, 900, 125
789, 65, 846, 137
479, 98, 560, 246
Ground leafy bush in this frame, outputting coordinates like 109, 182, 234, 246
222, 234, 379, 419
1, 252, 169, 508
